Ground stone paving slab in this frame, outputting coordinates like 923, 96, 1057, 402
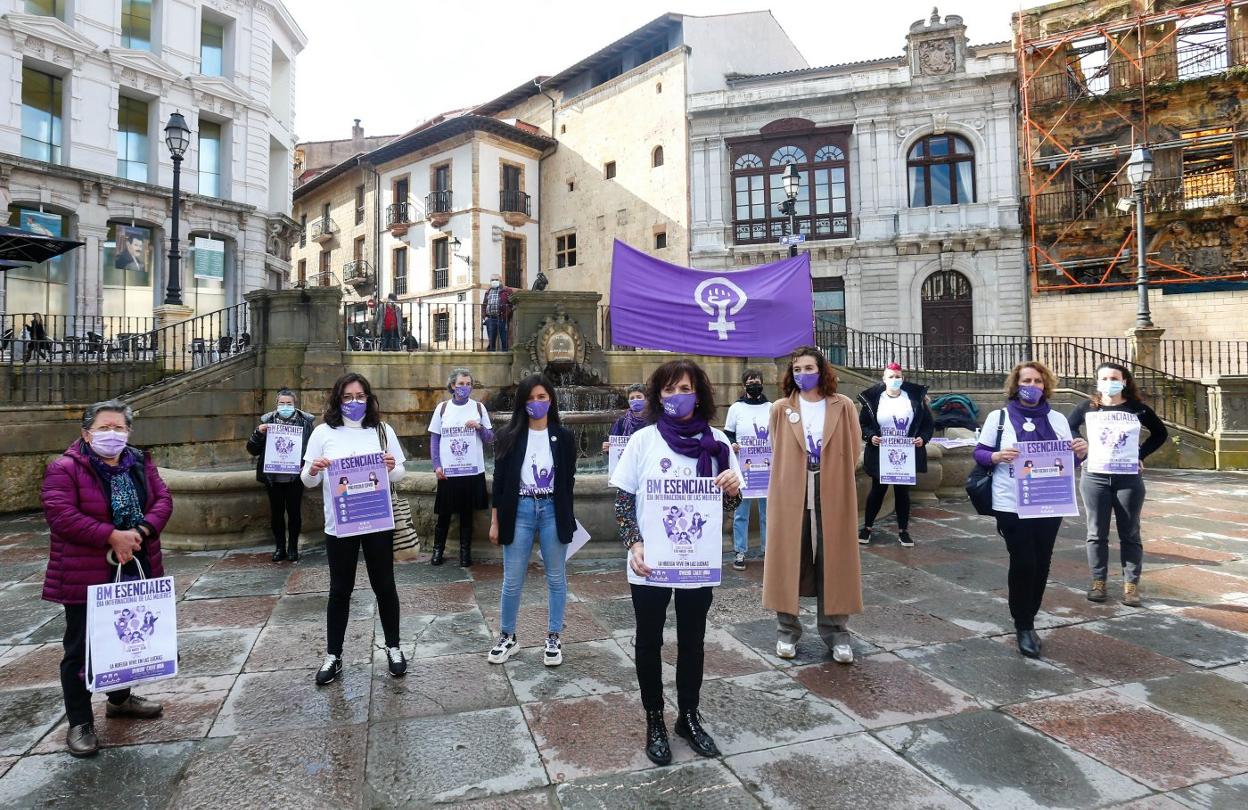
897, 637, 1096, 707
264, 589, 374, 624
0, 688, 65, 756
30, 686, 228, 754
1083, 612, 1248, 669
1176, 603, 1248, 634
0, 605, 60, 645
725, 616, 881, 669
246, 620, 369, 672
210, 665, 372, 737
908, 590, 1017, 635
1143, 566, 1248, 603
846, 604, 976, 651
1026, 626, 1194, 686
1113, 671, 1248, 746
876, 710, 1151, 809
175, 595, 278, 630
726, 732, 969, 809
504, 638, 637, 703
182, 569, 292, 600
365, 706, 548, 806
400, 608, 495, 659
370, 650, 515, 720
1170, 773, 1248, 809
481, 600, 612, 645
0, 740, 201, 810
556, 760, 761, 809
178, 628, 258, 677
1006, 689, 1248, 791
0, 645, 61, 691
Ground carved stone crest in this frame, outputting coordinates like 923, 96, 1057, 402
917, 38, 956, 75
521, 306, 601, 382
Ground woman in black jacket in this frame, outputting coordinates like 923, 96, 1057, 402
487, 374, 577, 667
246, 388, 316, 562
857, 363, 933, 547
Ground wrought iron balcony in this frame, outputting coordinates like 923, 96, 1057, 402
1029, 171, 1248, 225
500, 190, 531, 216
386, 202, 411, 228
343, 259, 371, 283
310, 217, 337, 243
426, 190, 453, 215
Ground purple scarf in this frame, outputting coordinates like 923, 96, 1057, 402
612, 410, 648, 437
1006, 399, 1058, 442
656, 414, 730, 477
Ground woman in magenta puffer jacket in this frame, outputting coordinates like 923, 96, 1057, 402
42, 400, 174, 759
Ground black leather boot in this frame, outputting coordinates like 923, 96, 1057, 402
1016, 630, 1040, 659
674, 709, 720, 757
431, 542, 445, 566
644, 709, 672, 766
287, 535, 299, 563
272, 544, 287, 563
458, 537, 472, 567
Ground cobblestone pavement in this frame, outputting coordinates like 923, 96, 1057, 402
1, 469, 1247, 808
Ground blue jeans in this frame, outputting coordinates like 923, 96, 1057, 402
500, 496, 566, 635
732, 497, 767, 555
486, 316, 508, 351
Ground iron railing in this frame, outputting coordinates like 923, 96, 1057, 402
1, 303, 250, 404
732, 212, 853, 245
1160, 339, 1248, 380
500, 190, 531, 216
343, 260, 371, 284
310, 217, 337, 241
425, 190, 452, 215
386, 202, 411, 227
344, 301, 504, 353
1030, 170, 1248, 225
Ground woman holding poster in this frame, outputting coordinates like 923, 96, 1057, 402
763, 346, 863, 665
487, 375, 577, 667
973, 362, 1087, 659
428, 368, 493, 567
610, 359, 742, 766
857, 363, 932, 548
302, 373, 408, 686
245, 388, 315, 562
1068, 363, 1167, 607
41, 400, 173, 758
724, 369, 772, 571
601, 383, 647, 472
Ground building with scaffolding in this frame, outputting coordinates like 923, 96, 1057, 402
1016, 0, 1248, 349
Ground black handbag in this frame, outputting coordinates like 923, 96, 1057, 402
965, 410, 1005, 516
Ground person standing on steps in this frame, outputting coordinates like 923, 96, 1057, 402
302, 373, 408, 686
973, 361, 1087, 659
487, 375, 577, 668
246, 388, 315, 562
429, 367, 493, 566
763, 346, 863, 665
724, 368, 772, 570
611, 359, 742, 767
374, 293, 405, 352
1068, 362, 1167, 608
857, 363, 933, 548
482, 274, 514, 352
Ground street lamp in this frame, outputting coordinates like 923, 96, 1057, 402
1128, 146, 1154, 328
780, 163, 800, 258
163, 111, 191, 306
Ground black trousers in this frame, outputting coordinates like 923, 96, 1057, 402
630, 583, 713, 713
325, 532, 400, 655
863, 480, 911, 531
435, 506, 474, 549
61, 604, 130, 727
995, 512, 1062, 631
266, 480, 304, 550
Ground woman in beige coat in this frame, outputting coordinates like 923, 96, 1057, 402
762, 346, 864, 663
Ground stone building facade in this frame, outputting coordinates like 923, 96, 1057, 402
1016, 0, 1248, 344
0, 0, 306, 329
686, 10, 1026, 356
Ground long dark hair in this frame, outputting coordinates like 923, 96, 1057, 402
324, 372, 382, 428
1090, 361, 1143, 408
781, 345, 838, 397
495, 374, 560, 460
646, 359, 716, 422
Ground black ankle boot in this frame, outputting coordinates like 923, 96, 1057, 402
644, 709, 672, 766
431, 543, 445, 566
674, 708, 720, 757
272, 546, 287, 563
1016, 630, 1040, 659
458, 540, 472, 567
288, 541, 299, 563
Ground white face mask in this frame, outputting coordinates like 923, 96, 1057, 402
490, 280, 500, 288
1097, 379, 1125, 397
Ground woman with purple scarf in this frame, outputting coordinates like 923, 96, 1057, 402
973, 361, 1087, 659
601, 383, 648, 454
610, 359, 742, 767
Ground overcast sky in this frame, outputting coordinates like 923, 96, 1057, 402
290, 0, 1050, 143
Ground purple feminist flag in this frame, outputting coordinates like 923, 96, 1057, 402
609, 240, 814, 357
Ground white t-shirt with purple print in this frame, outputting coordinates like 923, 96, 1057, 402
519, 429, 555, 496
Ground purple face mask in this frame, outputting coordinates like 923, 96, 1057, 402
661, 392, 697, 419
794, 371, 820, 392
1017, 385, 1044, 406
452, 385, 471, 403
341, 400, 367, 422
628, 399, 646, 413
88, 430, 129, 459
525, 400, 551, 420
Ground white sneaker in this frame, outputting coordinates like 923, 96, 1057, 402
544, 633, 563, 667
832, 643, 854, 664
487, 633, 517, 664
776, 640, 797, 659
732, 553, 746, 571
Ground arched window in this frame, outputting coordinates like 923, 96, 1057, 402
729, 130, 851, 244
733, 153, 762, 170
652, 145, 664, 168
770, 145, 806, 165
908, 134, 975, 206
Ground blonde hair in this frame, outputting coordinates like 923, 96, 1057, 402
1004, 360, 1057, 400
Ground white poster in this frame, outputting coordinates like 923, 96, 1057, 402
879, 435, 917, 486
627, 476, 723, 587
86, 576, 178, 692
262, 423, 304, 475
1084, 411, 1141, 475
608, 435, 630, 480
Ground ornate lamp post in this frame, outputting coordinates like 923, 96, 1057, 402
780, 163, 800, 258
163, 111, 191, 306
1127, 146, 1154, 328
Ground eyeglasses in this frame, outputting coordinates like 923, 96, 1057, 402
88, 426, 130, 434
340, 394, 369, 403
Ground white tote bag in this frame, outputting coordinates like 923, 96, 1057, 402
85, 558, 178, 693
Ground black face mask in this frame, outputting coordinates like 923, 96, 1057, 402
745, 384, 764, 398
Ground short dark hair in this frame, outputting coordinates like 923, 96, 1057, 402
646, 359, 716, 422
81, 400, 133, 430
276, 388, 297, 404
324, 372, 381, 428
781, 346, 838, 397
741, 367, 764, 385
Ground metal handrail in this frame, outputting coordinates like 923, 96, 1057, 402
425, 190, 452, 215
310, 217, 337, 239
500, 190, 531, 215
386, 202, 410, 227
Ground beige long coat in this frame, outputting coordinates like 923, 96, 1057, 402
761, 392, 864, 617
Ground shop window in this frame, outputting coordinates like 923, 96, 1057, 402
6, 206, 71, 317
21, 67, 63, 164
187, 234, 226, 317
103, 222, 155, 319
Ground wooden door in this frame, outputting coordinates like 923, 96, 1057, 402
921, 270, 974, 371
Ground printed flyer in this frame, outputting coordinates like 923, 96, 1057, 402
608, 434, 630, 479
879, 436, 917, 486
1015, 440, 1079, 518
628, 476, 724, 587
86, 576, 178, 692
440, 424, 484, 477
738, 436, 772, 499
1084, 411, 1141, 474
329, 453, 395, 537
262, 423, 304, 475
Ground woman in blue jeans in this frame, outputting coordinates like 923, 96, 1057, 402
488, 374, 578, 666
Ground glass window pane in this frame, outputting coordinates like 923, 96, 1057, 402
928, 136, 950, 157
750, 176, 765, 219
796, 172, 810, 216
198, 120, 221, 197
121, 0, 153, 50
956, 160, 974, 203
20, 68, 62, 164
117, 97, 149, 182
910, 139, 925, 159
910, 166, 927, 207
106, 223, 153, 290
831, 167, 846, 213
201, 19, 225, 76
25, 0, 60, 18
930, 164, 952, 205
953, 136, 972, 155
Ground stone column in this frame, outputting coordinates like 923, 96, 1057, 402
1126, 325, 1165, 370
153, 303, 195, 372
246, 286, 345, 401
1205, 375, 1248, 470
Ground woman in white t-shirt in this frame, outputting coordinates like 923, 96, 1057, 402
610, 359, 742, 767
428, 367, 494, 567
301, 373, 408, 687
723, 367, 773, 571
486, 375, 577, 668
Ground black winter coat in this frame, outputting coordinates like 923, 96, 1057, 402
245, 409, 316, 484
491, 425, 577, 545
857, 382, 934, 480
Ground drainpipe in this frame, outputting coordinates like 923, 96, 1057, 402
535, 79, 559, 289
359, 157, 382, 303
534, 78, 557, 141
